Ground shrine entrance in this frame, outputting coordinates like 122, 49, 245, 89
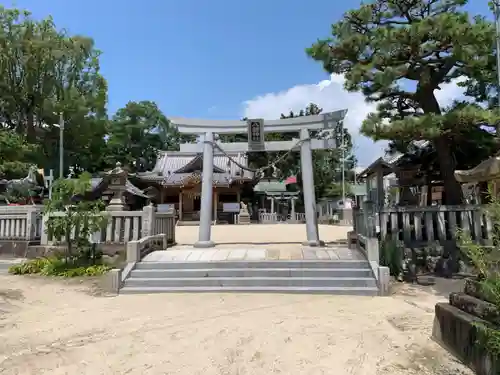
170, 110, 347, 248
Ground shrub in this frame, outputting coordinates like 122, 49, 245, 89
379, 236, 403, 276
8, 256, 111, 277
458, 184, 500, 357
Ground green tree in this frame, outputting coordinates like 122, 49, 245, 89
44, 173, 107, 260
0, 128, 37, 179
306, 0, 498, 204
0, 7, 109, 175
106, 101, 193, 172
281, 104, 356, 199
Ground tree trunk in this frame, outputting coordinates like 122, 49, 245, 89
418, 91, 464, 205
434, 136, 463, 205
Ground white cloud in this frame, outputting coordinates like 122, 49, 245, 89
242, 74, 465, 168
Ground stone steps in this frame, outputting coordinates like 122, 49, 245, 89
120, 286, 379, 295
130, 268, 374, 278
124, 276, 377, 288
135, 260, 369, 269
120, 260, 379, 295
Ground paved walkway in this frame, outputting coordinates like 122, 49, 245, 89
175, 224, 351, 246
143, 245, 364, 262
145, 224, 360, 262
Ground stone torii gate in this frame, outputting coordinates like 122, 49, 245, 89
170, 110, 347, 248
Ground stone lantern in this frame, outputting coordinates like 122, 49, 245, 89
106, 162, 128, 211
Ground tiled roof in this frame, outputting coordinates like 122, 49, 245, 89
90, 178, 149, 198
139, 151, 254, 184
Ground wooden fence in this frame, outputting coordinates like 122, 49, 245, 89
354, 205, 492, 245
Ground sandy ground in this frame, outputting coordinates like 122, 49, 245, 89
0, 275, 472, 375
174, 224, 351, 250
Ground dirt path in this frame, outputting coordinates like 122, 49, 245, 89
0, 275, 471, 375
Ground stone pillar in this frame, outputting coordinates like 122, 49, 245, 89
213, 190, 218, 221
25, 206, 38, 241
179, 191, 183, 221
270, 197, 275, 213
40, 214, 49, 245
236, 191, 241, 203
300, 128, 322, 246
195, 132, 215, 248
141, 203, 156, 237
290, 197, 296, 221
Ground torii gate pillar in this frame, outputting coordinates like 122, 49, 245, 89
299, 128, 322, 246
171, 110, 347, 248
196, 131, 215, 247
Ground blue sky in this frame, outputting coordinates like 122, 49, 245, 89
11, 0, 493, 167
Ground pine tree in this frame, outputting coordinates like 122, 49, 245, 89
307, 0, 500, 204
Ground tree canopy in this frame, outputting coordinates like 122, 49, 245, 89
307, 0, 500, 204
0, 6, 192, 178
105, 101, 194, 172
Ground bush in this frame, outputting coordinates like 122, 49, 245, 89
8, 256, 111, 277
379, 236, 403, 276
458, 184, 500, 358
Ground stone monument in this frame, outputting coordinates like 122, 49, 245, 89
238, 201, 251, 224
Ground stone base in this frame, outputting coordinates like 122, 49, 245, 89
301, 239, 325, 247
238, 216, 251, 224
193, 240, 216, 248
106, 204, 128, 211
433, 302, 499, 375
450, 292, 500, 325
347, 231, 357, 249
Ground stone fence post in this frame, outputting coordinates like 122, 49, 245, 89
362, 200, 379, 265
25, 206, 38, 241
40, 214, 50, 245
141, 204, 156, 238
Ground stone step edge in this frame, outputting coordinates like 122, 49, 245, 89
131, 267, 372, 273
138, 260, 369, 265
127, 276, 375, 281
120, 286, 379, 294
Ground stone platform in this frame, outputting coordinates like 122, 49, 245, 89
142, 245, 364, 263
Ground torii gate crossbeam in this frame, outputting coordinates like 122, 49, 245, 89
170, 110, 347, 248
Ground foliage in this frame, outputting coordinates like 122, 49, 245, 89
306, 0, 499, 204
458, 185, 500, 357
0, 6, 109, 175
44, 172, 108, 258
9, 256, 110, 277
3, 182, 37, 204
0, 129, 38, 179
379, 236, 403, 277
105, 100, 195, 172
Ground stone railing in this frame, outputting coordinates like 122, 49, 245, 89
41, 204, 176, 246
258, 212, 306, 223
351, 203, 390, 295
0, 205, 43, 241
153, 210, 176, 242
126, 233, 167, 263
120, 233, 168, 285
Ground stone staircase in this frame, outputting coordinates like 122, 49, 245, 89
120, 259, 379, 295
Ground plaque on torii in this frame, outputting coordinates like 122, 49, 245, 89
170, 110, 347, 248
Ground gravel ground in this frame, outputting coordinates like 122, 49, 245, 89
0, 275, 472, 375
